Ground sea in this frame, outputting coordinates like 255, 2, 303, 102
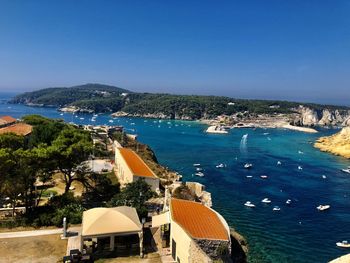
1, 92, 350, 263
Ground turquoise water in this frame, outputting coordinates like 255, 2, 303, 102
1, 96, 350, 262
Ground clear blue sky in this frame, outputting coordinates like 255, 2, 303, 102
0, 0, 349, 105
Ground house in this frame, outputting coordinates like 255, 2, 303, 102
115, 147, 159, 191
0, 116, 16, 128
0, 116, 33, 136
152, 198, 231, 263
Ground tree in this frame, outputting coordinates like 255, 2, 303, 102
172, 184, 196, 201
48, 127, 93, 193
0, 133, 25, 150
107, 178, 157, 218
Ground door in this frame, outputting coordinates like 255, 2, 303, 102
171, 239, 176, 260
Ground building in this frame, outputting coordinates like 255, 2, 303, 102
0, 116, 16, 128
115, 147, 159, 191
153, 198, 231, 263
0, 116, 32, 136
81, 206, 143, 257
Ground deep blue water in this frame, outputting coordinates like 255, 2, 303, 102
1, 95, 350, 263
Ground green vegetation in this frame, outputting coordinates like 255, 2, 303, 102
0, 115, 119, 227
107, 179, 157, 219
172, 184, 196, 201
11, 83, 350, 119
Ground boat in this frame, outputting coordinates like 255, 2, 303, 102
336, 240, 350, 248
322, 175, 327, 179
109, 120, 114, 123
341, 168, 350, 174
216, 163, 225, 168
196, 167, 203, 171
79, 117, 84, 120
195, 172, 204, 177
244, 163, 253, 169
261, 198, 271, 204
246, 175, 253, 178
317, 205, 330, 211
193, 163, 201, 167
273, 206, 281, 211
260, 175, 268, 179
60, 113, 64, 116
244, 201, 255, 208
298, 166, 303, 170
298, 150, 304, 154
277, 161, 282, 165
286, 199, 292, 205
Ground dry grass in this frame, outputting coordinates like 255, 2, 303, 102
49, 173, 84, 197
0, 234, 67, 263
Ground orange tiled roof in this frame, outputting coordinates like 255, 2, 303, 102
119, 148, 157, 178
170, 198, 229, 241
0, 123, 33, 136
0, 116, 16, 124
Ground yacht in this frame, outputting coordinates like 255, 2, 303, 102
336, 240, 350, 248
193, 163, 201, 167
261, 198, 271, 204
341, 167, 350, 174
273, 206, 281, 211
195, 172, 204, 177
286, 199, 292, 205
317, 205, 330, 211
260, 175, 268, 179
216, 163, 225, 168
244, 201, 255, 208
244, 163, 253, 169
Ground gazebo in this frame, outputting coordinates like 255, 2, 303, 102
81, 206, 143, 257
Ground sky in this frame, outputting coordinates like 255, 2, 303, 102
0, 0, 349, 105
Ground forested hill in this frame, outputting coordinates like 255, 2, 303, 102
10, 83, 350, 120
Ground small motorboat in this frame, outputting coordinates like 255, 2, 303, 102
60, 113, 64, 116
193, 163, 201, 167
79, 117, 85, 120
317, 205, 330, 211
322, 175, 327, 179
277, 161, 282, 165
298, 150, 304, 154
261, 198, 271, 204
246, 175, 253, 178
336, 240, 350, 248
260, 175, 268, 179
195, 172, 204, 177
273, 206, 281, 211
109, 120, 114, 123
341, 168, 350, 174
244, 163, 253, 169
286, 199, 292, 205
196, 167, 203, 171
216, 163, 225, 168
244, 201, 255, 208
298, 166, 303, 170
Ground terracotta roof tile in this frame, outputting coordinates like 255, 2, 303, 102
170, 198, 229, 241
119, 148, 157, 178
0, 116, 16, 124
0, 123, 33, 136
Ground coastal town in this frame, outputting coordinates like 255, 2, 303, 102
0, 114, 247, 263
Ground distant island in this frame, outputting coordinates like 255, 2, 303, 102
10, 83, 350, 130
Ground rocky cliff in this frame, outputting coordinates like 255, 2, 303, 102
314, 127, 350, 158
293, 106, 350, 127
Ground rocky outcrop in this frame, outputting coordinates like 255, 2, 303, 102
300, 107, 319, 126
314, 127, 350, 158
230, 228, 248, 263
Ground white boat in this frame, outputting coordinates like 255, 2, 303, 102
195, 172, 204, 177
277, 161, 282, 165
196, 167, 203, 171
244, 163, 253, 169
60, 113, 64, 116
298, 166, 303, 170
336, 240, 350, 248
341, 168, 350, 174
317, 205, 330, 211
79, 117, 84, 120
260, 175, 268, 179
322, 175, 327, 179
109, 120, 114, 123
261, 198, 271, 204
273, 206, 281, 211
244, 201, 255, 208
286, 199, 292, 205
246, 175, 253, 178
193, 163, 201, 167
216, 163, 225, 168
298, 150, 304, 154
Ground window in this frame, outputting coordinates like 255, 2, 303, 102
172, 239, 176, 260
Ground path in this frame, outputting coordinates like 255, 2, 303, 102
0, 226, 80, 239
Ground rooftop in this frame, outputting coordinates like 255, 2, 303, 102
118, 148, 157, 178
170, 198, 229, 241
0, 123, 33, 136
0, 116, 16, 125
